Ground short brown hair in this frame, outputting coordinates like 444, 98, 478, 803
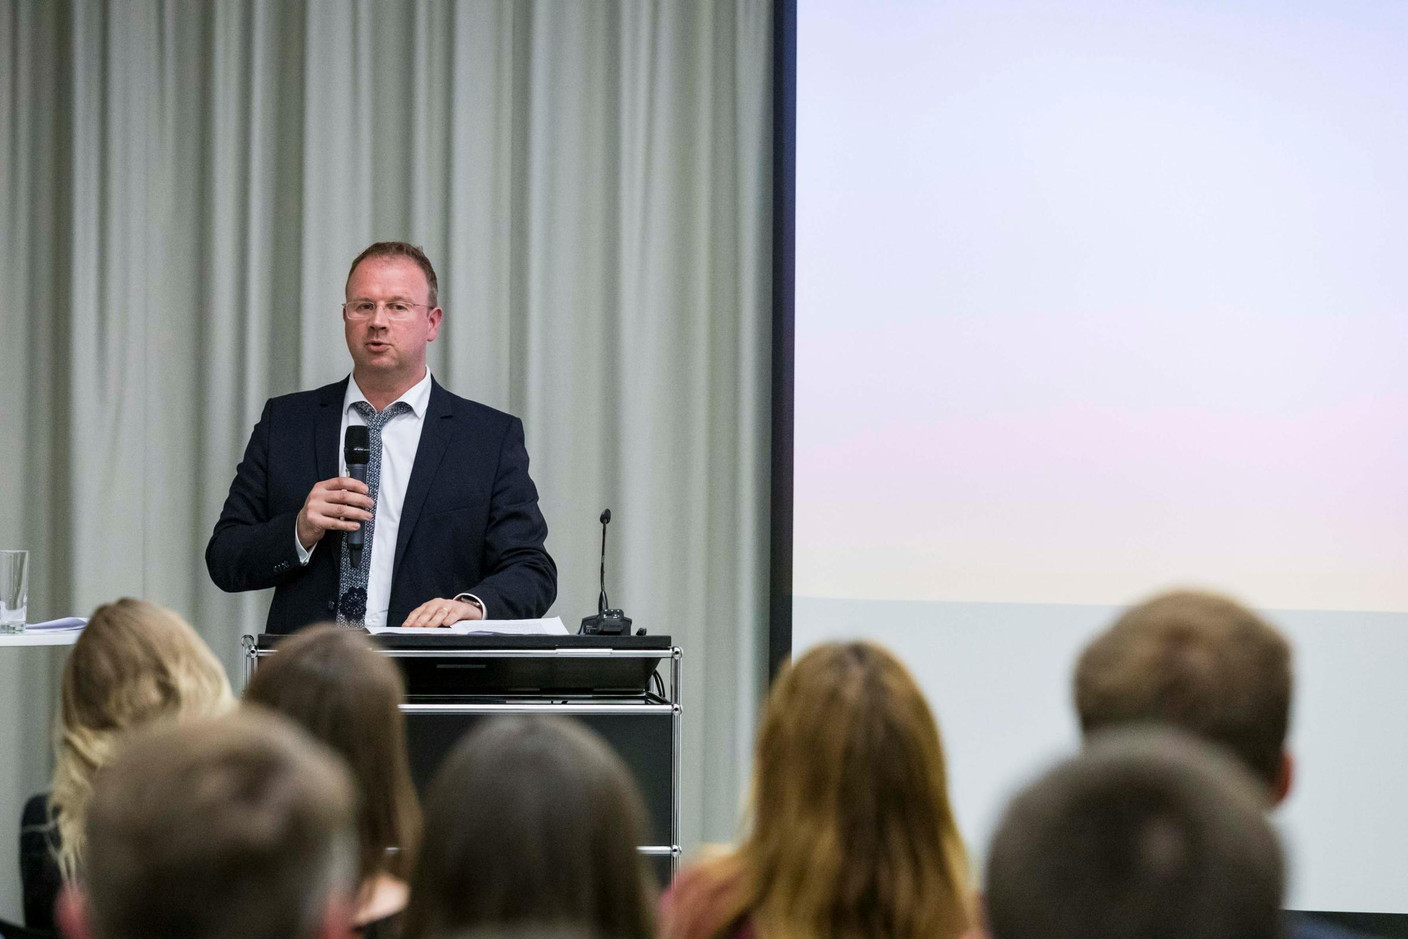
244, 625, 421, 881
986, 728, 1283, 939
1074, 590, 1292, 787
83, 711, 357, 939
347, 241, 439, 307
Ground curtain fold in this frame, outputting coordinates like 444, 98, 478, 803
0, 0, 772, 915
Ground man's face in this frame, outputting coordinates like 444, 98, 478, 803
343, 256, 442, 384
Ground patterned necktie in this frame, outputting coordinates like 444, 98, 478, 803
337, 400, 412, 627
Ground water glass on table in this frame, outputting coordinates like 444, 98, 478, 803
0, 550, 28, 633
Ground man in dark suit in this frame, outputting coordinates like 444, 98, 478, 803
206, 242, 556, 633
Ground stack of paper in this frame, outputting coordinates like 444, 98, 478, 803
25, 617, 87, 632
368, 616, 569, 637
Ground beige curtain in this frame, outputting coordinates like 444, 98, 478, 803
0, 0, 772, 916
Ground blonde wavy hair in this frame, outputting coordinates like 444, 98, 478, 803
665, 641, 975, 939
49, 598, 234, 882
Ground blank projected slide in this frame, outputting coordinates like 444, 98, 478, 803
794, 0, 1408, 915
796, 0, 1408, 612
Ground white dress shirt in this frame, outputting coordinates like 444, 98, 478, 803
294, 369, 481, 626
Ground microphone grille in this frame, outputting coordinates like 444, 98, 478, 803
345, 425, 371, 462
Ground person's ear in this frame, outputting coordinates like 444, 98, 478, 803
56, 885, 96, 939
1271, 750, 1294, 805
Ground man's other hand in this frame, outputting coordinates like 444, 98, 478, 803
296, 477, 374, 550
402, 598, 485, 628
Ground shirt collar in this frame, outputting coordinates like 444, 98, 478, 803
344, 368, 433, 419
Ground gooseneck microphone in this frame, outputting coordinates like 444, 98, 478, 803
597, 508, 611, 614
344, 426, 371, 568
580, 508, 633, 636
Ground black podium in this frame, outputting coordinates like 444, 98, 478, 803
242, 632, 682, 882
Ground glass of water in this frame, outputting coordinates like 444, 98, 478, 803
0, 550, 28, 633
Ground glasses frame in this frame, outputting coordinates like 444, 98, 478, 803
341, 299, 433, 320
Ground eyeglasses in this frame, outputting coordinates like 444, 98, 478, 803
342, 299, 431, 320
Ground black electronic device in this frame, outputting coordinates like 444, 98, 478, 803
580, 508, 634, 635
343, 425, 371, 568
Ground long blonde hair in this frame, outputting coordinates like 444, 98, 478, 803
665, 642, 975, 939
49, 598, 234, 882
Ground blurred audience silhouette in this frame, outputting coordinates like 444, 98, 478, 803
244, 625, 420, 939
20, 598, 234, 932
1074, 590, 1373, 939
55, 711, 358, 939
663, 640, 975, 939
401, 716, 655, 939
985, 727, 1283, 939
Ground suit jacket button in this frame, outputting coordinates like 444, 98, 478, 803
326, 600, 337, 612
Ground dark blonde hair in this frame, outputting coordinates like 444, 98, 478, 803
244, 625, 421, 882
1074, 589, 1292, 787
50, 598, 234, 882
402, 716, 655, 939
665, 641, 975, 939
84, 711, 358, 939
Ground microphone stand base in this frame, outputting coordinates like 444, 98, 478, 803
580, 610, 632, 636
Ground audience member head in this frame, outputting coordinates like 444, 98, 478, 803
50, 598, 234, 882
1074, 589, 1293, 798
984, 728, 1284, 939
402, 716, 655, 939
664, 641, 973, 939
244, 624, 421, 885
57, 711, 358, 939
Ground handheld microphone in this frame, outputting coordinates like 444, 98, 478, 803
344, 426, 371, 569
580, 508, 633, 636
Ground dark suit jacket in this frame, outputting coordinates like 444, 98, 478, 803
206, 377, 556, 633
19, 793, 61, 933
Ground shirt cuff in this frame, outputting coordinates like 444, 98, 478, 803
454, 593, 486, 619
295, 527, 315, 565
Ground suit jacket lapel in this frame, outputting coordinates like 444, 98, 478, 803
314, 379, 348, 481
393, 378, 453, 578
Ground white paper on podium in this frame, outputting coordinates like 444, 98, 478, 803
367, 616, 569, 637
25, 617, 88, 631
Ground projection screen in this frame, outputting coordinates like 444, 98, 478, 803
792, 0, 1408, 914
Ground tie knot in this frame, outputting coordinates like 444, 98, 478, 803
353, 400, 412, 429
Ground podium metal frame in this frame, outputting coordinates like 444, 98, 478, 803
242, 635, 683, 875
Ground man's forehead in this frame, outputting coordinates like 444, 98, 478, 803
346, 256, 430, 297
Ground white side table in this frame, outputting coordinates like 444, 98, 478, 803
0, 631, 81, 647
0, 627, 77, 922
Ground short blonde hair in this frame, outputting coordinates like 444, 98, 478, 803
49, 598, 234, 881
